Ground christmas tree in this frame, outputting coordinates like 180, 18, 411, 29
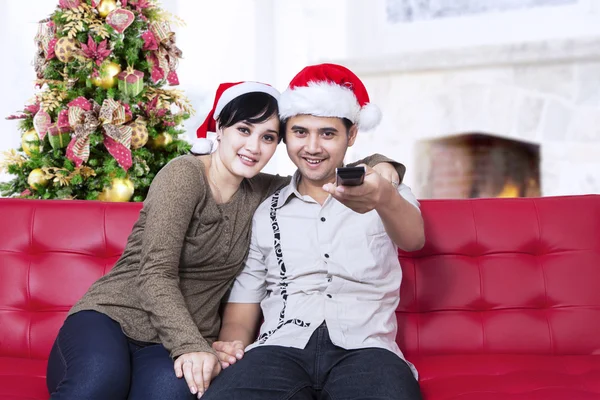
1, 0, 194, 202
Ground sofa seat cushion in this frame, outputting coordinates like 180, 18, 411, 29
0, 357, 48, 400
412, 354, 600, 400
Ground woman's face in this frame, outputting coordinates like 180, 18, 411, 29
217, 114, 280, 179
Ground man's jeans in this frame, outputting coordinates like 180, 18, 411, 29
46, 310, 193, 400
203, 323, 422, 400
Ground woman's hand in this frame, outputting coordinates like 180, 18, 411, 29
372, 162, 400, 187
174, 351, 221, 398
212, 340, 245, 369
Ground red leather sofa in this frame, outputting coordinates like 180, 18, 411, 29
1, 195, 599, 399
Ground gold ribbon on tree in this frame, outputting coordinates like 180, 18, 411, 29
66, 99, 101, 167
148, 21, 182, 85
34, 19, 57, 79
99, 99, 133, 171
66, 98, 133, 171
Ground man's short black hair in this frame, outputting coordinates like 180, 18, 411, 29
279, 117, 354, 144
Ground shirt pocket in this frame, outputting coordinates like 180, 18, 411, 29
339, 212, 393, 282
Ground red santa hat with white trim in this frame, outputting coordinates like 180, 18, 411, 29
192, 81, 280, 154
278, 63, 382, 131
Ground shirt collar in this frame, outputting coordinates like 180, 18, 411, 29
275, 170, 304, 209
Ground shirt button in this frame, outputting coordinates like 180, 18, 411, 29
324, 254, 330, 259
320, 217, 326, 222
327, 294, 332, 298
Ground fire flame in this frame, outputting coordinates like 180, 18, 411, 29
496, 182, 520, 198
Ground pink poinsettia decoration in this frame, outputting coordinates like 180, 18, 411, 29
129, 0, 152, 12
81, 36, 112, 66
139, 97, 167, 118
25, 103, 41, 115
59, 0, 80, 9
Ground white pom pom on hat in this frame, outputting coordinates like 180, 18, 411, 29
278, 63, 382, 131
190, 138, 213, 155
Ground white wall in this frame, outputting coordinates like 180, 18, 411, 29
347, 0, 600, 57
0, 1, 49, 183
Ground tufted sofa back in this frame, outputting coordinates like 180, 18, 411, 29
0, 199, 142, 360
397, 196, 600, 357
1, 196, 599, 362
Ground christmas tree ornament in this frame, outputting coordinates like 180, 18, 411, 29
98, 99, 133, 170
117, 67, 145, 97
91, 61, 122, 89
33, 110, 52, 141
130, 118, 149, 149
28, 168, 50, 189
67, 99, 133, 171
35, 20, 56, 62
66, 101, 101, 167
57, 109, 73, 133
128, 0, 153, 13
98, 177, 134, 202
54, 37, 79, 63
48, 125, 71, 150
148, 132, 173, 149
97, 0, 118, 18
146, 22, 182, 86
81, 36, 111, 66
21, 129, 43, 156
59, 0, 80, 8
106, 9, 135, 34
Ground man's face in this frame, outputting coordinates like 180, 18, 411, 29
285, 114, 358, 186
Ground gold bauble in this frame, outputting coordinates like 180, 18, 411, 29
97, 0, 118, 18
55, 37, 79, 63
130, 119, 149, 150
92, 61, 122, 89
28, 168, 49, 189
21, 129, 42, 157
148, 133, 173, 149
98, 177, 134, 202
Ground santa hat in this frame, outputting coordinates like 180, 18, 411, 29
278, 63, 382, 131
192, 81, 280, 154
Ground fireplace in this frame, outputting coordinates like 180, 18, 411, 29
416, 133, 541, 199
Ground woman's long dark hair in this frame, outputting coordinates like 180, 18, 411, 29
217, 92, 280, 142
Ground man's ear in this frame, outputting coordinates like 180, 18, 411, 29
347, 124, 359, 147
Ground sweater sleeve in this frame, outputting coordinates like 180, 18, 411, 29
251, 173, 293, 203
347, 153, 406, 182
136, 156, 216, 359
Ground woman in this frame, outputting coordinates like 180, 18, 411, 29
46, 81, 399, 400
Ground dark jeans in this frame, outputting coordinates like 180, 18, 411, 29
46, 310, 193, 400
203, 323, 422, 400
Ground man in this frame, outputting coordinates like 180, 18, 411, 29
204, 63, 424, 400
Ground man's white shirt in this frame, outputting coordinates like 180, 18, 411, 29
227, 171, 420, 378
